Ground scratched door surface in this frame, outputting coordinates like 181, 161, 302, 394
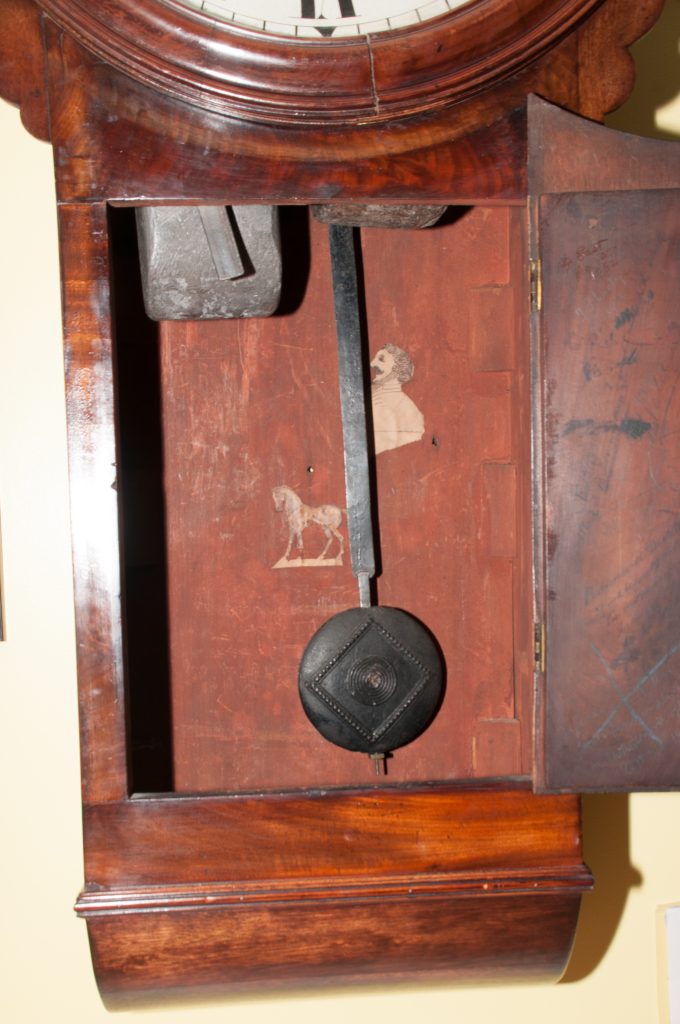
535, 188, 680, 791
157, 208, 533, 793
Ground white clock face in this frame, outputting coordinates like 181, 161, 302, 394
167, 1, 475, 38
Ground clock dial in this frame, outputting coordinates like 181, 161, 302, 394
168, 0, 475, 37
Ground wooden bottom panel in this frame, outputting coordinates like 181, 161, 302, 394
86, 890, 583, 1008
79, 788, 589, 1005
82, 788, 585, 887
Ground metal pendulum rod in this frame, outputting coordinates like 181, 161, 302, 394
328, 224, 376, 611
328, 223, 382, 774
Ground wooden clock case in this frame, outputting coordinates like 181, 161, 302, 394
2, 0, 679, 1006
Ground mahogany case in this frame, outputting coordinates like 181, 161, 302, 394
1, 0, 678, 1005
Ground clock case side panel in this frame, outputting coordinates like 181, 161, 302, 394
58, 201, 130, 804
529, 98, 680, 792
59, 200, 177, 803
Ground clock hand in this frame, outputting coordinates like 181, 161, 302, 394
328, 223, 375, 609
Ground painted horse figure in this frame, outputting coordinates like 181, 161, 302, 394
272, 485, 344, 562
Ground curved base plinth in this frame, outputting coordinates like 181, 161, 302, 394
80, 871, 590, 1007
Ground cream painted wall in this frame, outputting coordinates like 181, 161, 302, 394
1, 4, 680, 1021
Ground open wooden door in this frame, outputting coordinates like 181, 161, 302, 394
530, 98, 680, 792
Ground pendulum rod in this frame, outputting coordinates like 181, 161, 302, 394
328, 224, 376, 610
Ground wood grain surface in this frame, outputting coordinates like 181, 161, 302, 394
530, 100, 680, 790
153, 207, 531, 792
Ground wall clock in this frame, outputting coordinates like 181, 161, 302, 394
0, 0, 678, 1007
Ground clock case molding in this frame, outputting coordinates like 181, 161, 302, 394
2, 0, 680, 1006
6, 0, 644, 126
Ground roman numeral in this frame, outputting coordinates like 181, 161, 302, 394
300, 2, 357, 22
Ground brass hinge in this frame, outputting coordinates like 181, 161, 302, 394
534, 622, 546, 673
530, 258, 542, 313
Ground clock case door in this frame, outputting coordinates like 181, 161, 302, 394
529, 98, 680, 793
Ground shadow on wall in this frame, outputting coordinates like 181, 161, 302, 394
561, 795, 642, 983
607, 0, 680, 139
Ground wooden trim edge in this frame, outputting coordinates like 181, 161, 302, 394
76, 865, 594, 916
